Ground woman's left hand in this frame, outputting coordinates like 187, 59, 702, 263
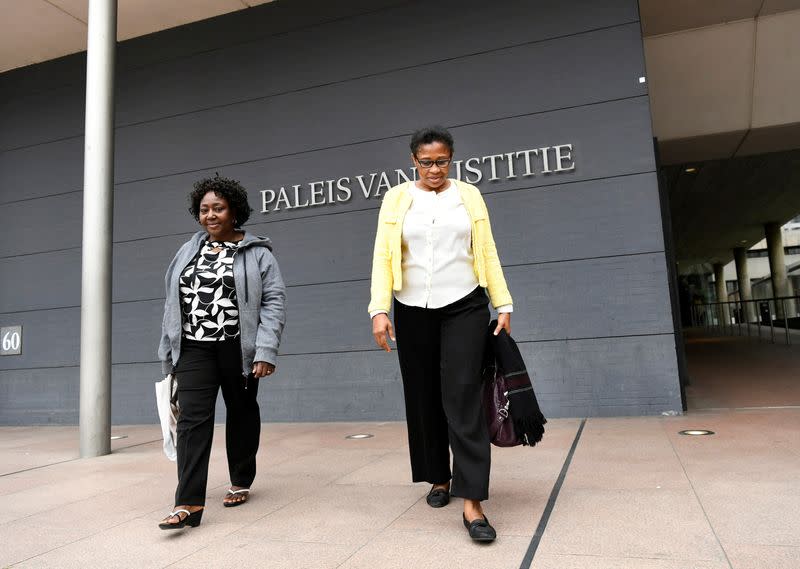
252, 361, 275, 378
493, 313, 511, 336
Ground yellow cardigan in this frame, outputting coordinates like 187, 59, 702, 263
368, 180, 513, 314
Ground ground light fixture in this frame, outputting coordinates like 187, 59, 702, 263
345, 433, 374, 440
684, 166, 697, 173
678, 429, 715, 436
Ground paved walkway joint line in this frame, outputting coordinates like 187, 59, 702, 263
519, 418, 587, 569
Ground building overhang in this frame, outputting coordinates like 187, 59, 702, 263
0, 0, 274, 73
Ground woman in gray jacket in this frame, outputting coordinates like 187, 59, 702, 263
158, 174, 286, 530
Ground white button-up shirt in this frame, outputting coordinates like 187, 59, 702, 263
371, 182, 512, 316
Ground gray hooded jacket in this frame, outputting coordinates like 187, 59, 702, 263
158, 230, 286, 376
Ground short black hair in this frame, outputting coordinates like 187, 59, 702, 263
188, 174, 253, 226
409, 125, 454, 156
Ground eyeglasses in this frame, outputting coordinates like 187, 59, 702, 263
415, 158, 452, 169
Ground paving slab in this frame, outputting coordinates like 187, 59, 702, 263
531, 553, 730, 569
337, 528, 532, 569
724, 544, 800, 569
0, 413, 798, 568
232, 483, 425, 546
167, 537, 358, 569
536, 487, 729, 563
2, 330, 800, 569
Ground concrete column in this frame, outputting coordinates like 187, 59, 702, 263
765, 222, 797, 319
79, 0, 117, 458
733, 247, 755, 323
713, 263, 729, 325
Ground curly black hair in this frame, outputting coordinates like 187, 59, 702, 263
188, 174, 253, 226
409, 125, 454, 156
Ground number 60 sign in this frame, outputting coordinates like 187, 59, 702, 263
1, 326, 22, 355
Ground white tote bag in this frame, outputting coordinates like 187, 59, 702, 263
155, 373, 179, 461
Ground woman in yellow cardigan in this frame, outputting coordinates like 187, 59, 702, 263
368, 125, 513, 542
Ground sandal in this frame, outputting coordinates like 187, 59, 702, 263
223, 488, 250, 507
158, 508, 203, 530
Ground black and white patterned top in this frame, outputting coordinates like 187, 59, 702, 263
179, 240, 241, 341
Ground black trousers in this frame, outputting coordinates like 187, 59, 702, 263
394, 287, 491, 501
174, 338, 260, 506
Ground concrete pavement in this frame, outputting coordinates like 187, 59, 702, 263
1, 329, 799, 568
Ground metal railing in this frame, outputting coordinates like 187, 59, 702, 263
691, 294, 800, 345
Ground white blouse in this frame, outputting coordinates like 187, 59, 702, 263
371, 181, 512, 316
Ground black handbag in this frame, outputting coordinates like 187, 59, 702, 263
482, 363, 523, 447
482, 321, 547, 447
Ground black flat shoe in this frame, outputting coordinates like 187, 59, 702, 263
463, 513, 496, 542
158, 508, 203, 530
426, 486, 450, 508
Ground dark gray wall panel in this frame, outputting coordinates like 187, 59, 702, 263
0, 251, 673, 371
110, 301, 165, 365
0, 332, 681, 425
0, 363, 224, 425
272, 254, 674, 355
0, 140, 83, 204
484, 173, 665, 265
0, 0, 680, 424
114, 4, 641, 131
0, 90, 84, 152
502, 255, 675, 341
0, 0, 408, 103
0, 367, 79, 425
0, 0, 412, 103
257, 351, 405, 422
522, 335, 682, 417
0, 303, 164, 370
0, 0, 639, 151
0, 22, 648, 204
110, 236, 187, 304
110, 26, 649, 186
2, 97, 657, 258
0, 309, 80, 370
0, 172, 665, 312
0, 354, 403, 425
111, 364, 161, 425
41, 253, 677, 366
0, 235, 181, 313
115, 95, 657, 232
0, 250, 82, 313
0, 192, 83, 257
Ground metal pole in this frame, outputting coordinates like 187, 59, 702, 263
737, 301, 742, 335
783, 299, 791, 346
727, 301, 733, 335
757, 301, 762, 342
746, 301, 751, 337
79, 0, 117, 458
725, 301, 730, 335
769, 299, 775, 344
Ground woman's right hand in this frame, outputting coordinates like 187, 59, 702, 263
372, 313, 395, 352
